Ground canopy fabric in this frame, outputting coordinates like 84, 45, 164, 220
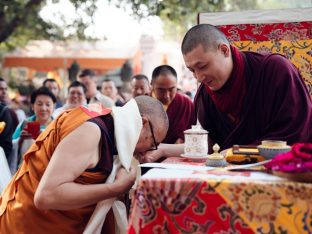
3, 57, 127, 73
3, 40, 141, 73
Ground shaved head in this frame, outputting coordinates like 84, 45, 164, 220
135, 96, 169, 141
181, 24, 229, 55
151, 65, 177, 83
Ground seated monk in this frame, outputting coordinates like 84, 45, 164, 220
141, 24, 312, 163
0, 96, 169, 233
151, 65, 196, 144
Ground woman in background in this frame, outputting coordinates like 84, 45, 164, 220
12, 87, 56, 166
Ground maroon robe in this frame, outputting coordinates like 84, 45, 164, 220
163, 93, 196, 143
195, 52, 312, 151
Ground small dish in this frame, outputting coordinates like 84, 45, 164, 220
181, 154, 209, 159
261, 140, 287, 148
257, 145, 291, 159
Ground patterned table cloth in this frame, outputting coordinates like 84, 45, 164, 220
128, 157, 312, 234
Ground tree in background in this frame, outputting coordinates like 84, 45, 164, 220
1, 0, 311, 52
113, 0, 226, 41
113, 0, 311, 40
0, 0, 228, 50
0, 0, 97, 52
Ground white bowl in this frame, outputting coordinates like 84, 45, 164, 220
257, 145, 291, 159
261, 140, 287, 148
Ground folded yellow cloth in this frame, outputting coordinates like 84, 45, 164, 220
225, 148, 265, 164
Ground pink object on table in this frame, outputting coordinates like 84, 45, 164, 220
264, 143, 312, 173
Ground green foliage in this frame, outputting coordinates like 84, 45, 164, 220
0, 0, 308, 52
226, 0, 259, 11
112, 0, 226, 40
111, 0, 262, 40
0, 0, 97, 52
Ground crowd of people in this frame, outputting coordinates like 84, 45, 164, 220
0, 24, 311, 233
0, 63, 196, 168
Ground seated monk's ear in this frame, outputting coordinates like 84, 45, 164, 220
219, 43, 230, 57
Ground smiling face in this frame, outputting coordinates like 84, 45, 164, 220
131, 79, 151, 97
32, 95, 55, 124
68, 86, 86, 106
183, 43, 233, 91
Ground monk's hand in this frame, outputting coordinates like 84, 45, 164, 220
141, 149, 163, 163
114, 165, 137, 194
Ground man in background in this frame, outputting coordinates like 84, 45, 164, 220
53, 81, 87, 118
0, 103, 14, 158
43, 78, 63, 108
151, 65, 196, 144
131, 74, 151, 97
0, 78, 19, 130
101, 79, 124, 106
78, 69, 114, 108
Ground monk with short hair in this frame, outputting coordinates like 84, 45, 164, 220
0, 96, 168, 233
141, 24, 312, 163
151, 65, 196, 144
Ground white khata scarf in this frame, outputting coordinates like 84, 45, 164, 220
83, 99, 142, 234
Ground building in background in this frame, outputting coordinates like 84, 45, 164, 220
2, 40, 140, 87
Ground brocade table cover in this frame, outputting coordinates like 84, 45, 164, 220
128, 157, 312, 234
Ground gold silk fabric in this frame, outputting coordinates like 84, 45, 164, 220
218, 23, 312, 97
209, 178, 312, 233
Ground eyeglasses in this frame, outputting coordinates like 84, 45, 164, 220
147, 119, 158, 151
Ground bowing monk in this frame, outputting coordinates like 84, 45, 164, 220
151, 65, 196, 144
0, 96, 168, 233
142, 24, 312, 163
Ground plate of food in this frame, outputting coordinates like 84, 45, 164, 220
225, 145, 265, 164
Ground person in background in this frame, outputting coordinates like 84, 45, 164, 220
131, 74, 151, 97
0, 103, 14, 158
0, 96, 169, 233
53, 81, 87, 118
0, 78, 19, 130
151, 65, 196, 144
78, 69, 114, 108
101, 79, 124, 106
43, 78, 63, 108
12, 87, 56, 162
10, 98, 27, 123
141, 23, 312, 163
